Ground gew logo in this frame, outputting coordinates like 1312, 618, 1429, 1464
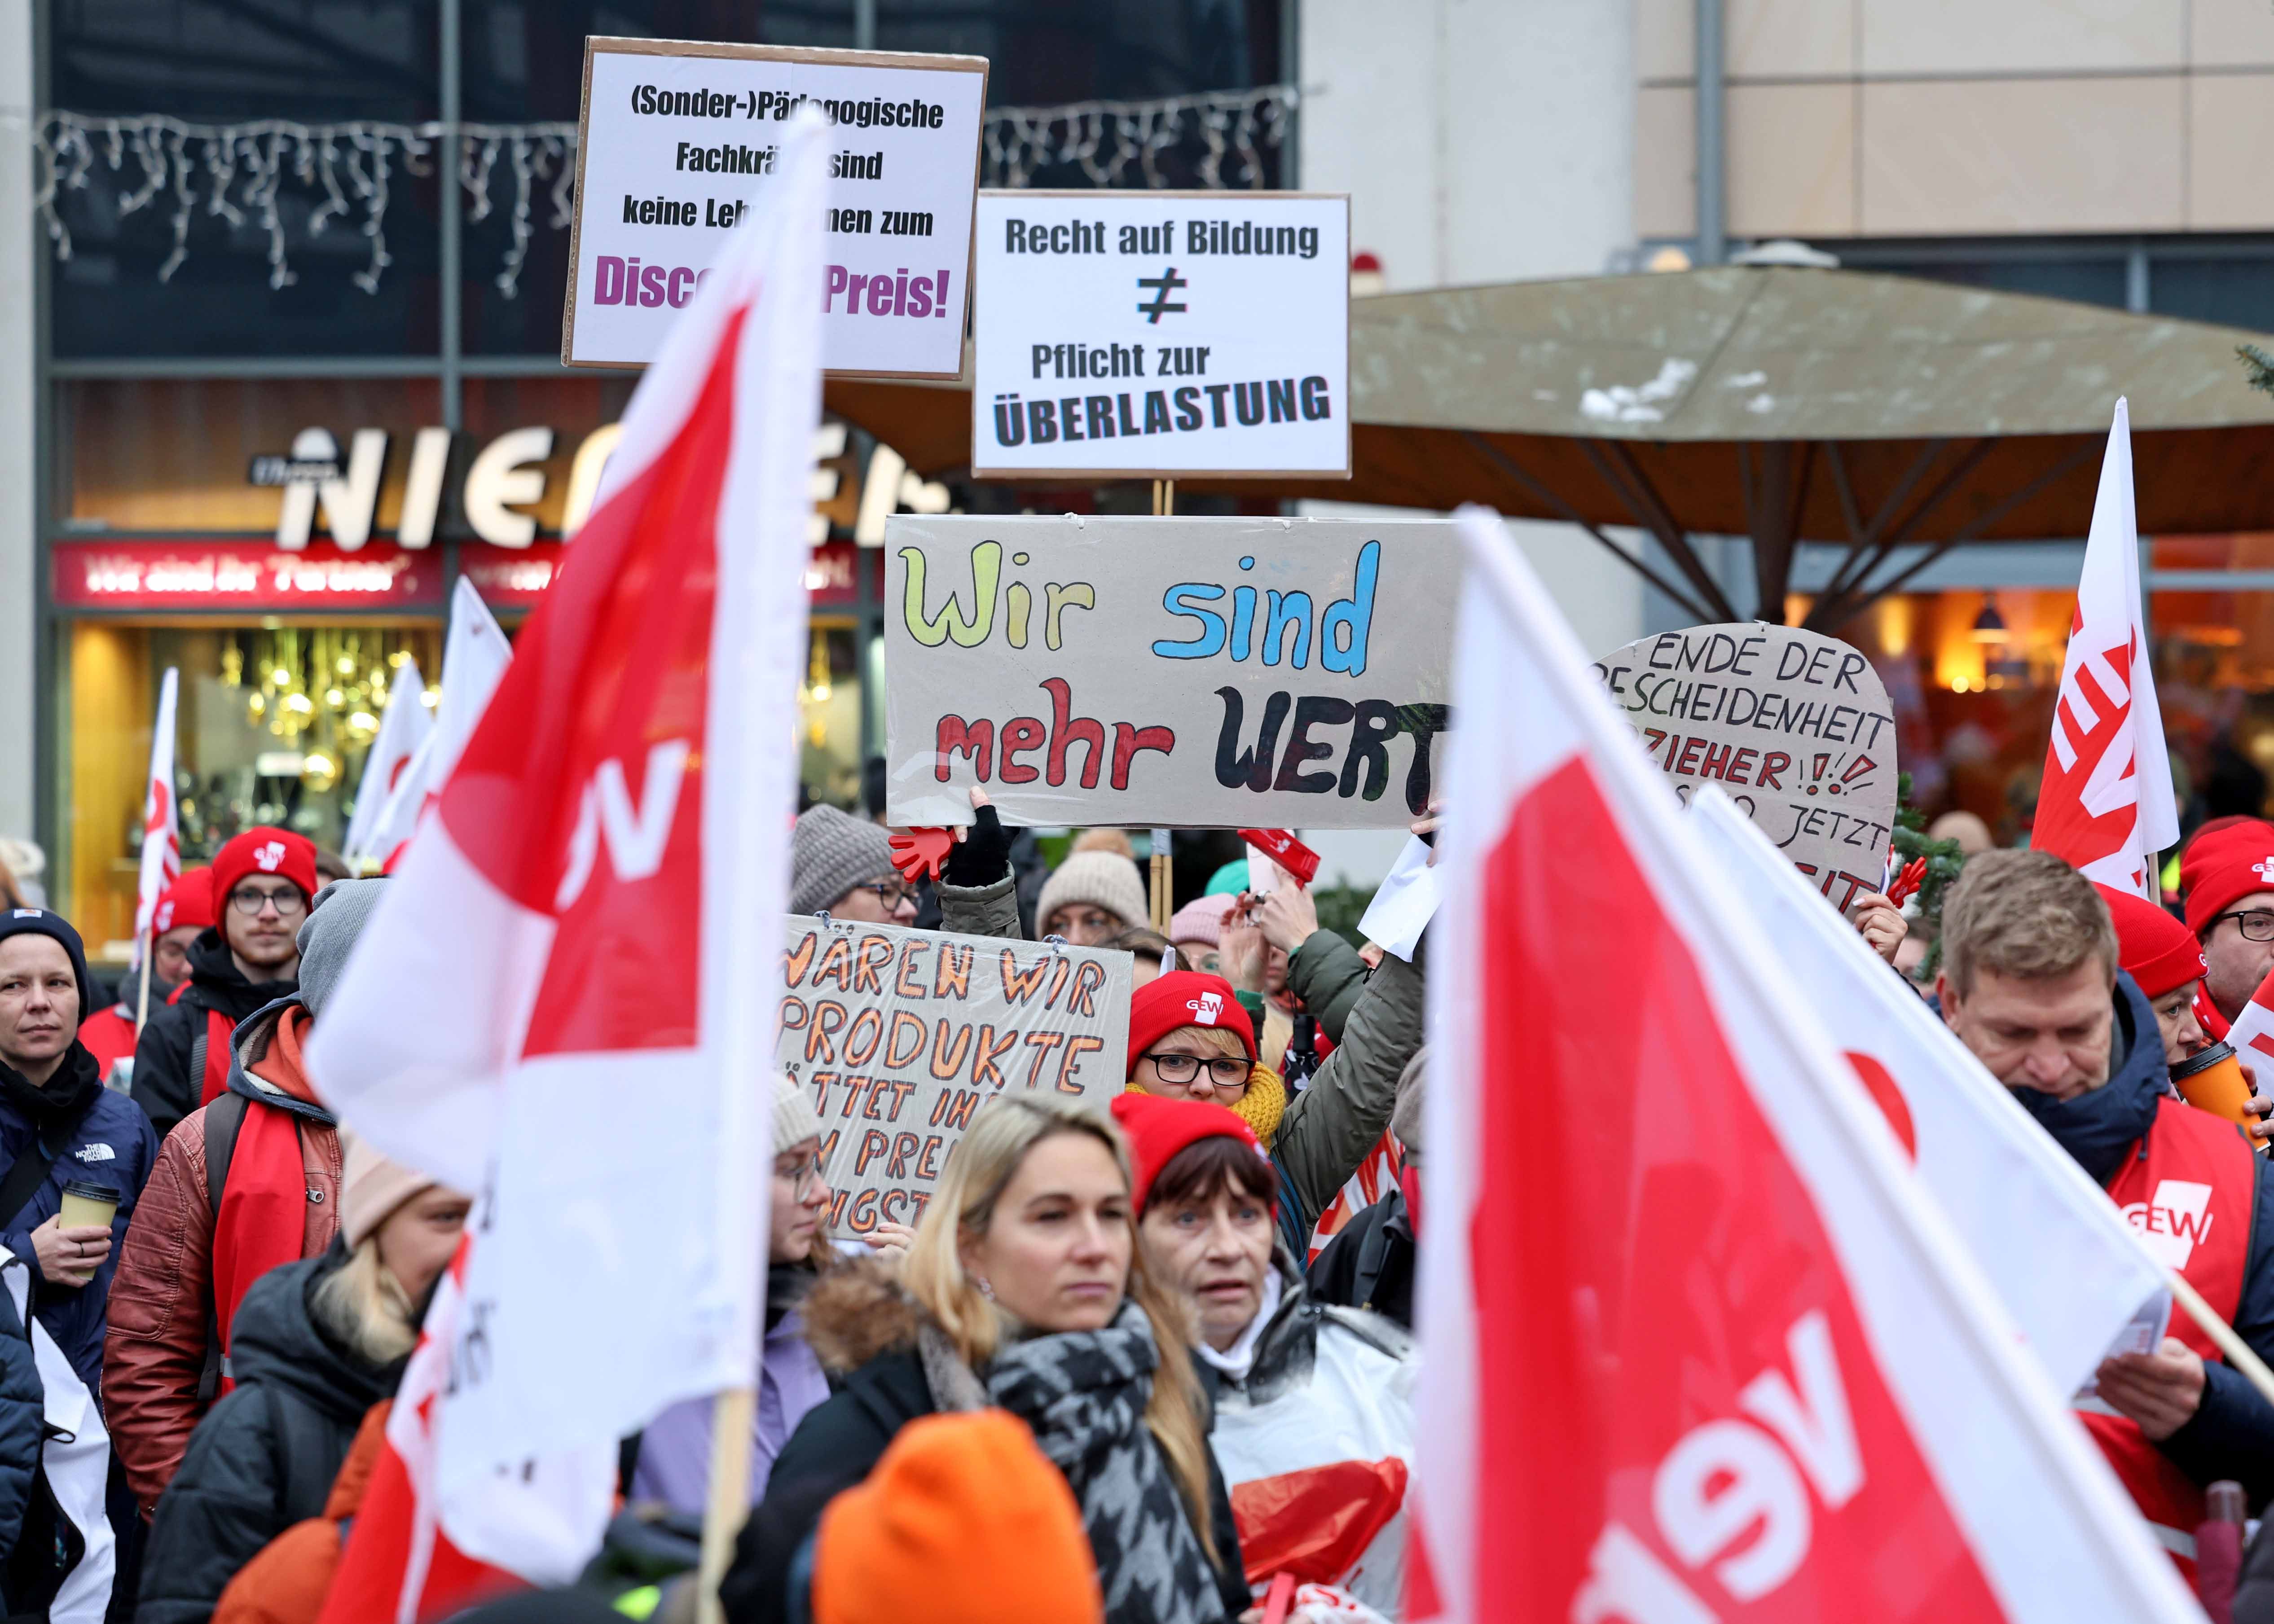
554, 740, 693, 912
2121, 1178, 2215, 1270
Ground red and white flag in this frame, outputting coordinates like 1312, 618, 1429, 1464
342, 657, 434, 870
307, 111, 831, 1579
1687, 786, 2169, 1399
363, 581, 512, 873
133, 667, 180, 955
2224, 966, 2274, 1074
1408, 507, 2200, 1624
2033, 399, 2177, 898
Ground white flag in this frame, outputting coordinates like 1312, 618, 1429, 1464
308, 110, 829, 1578
342, 658, 435, 869
362, 583, 512, 872
2034, 399, 2178, 898
133, 668, 180, 952
1408, 506, 2199, 1624
1688, 784, 2171, 1398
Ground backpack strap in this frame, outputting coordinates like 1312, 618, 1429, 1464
0, 1131, 60, 1237
198, 1093, 251, 1404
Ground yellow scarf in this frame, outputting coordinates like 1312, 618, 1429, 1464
1124, 1066, 1288, 1150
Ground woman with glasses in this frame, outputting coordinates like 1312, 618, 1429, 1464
1122, 957, 1422, 1264
627, 1077, 839, 1514
129, 828, 319, 1142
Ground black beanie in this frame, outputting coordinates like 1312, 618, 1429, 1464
0, 908, 96, 1023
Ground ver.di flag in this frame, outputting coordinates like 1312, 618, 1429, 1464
343, 657, 435, 870
364, 582, 512, 873
307, 111, 831, 1578
1687, 785, 2170, 1400
2033, 399, 2177, 898
1407, 507, 2200, 1624
133, 667, 180, 957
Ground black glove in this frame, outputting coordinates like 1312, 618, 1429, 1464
941, 801, 1015, 889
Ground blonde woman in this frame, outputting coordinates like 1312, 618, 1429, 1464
138, 1135, 469, 1624
728, 1095, 1246, 1624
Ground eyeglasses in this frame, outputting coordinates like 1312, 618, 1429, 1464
1142, 1052, 1253, 1089
2219, 909, 2274, 943
229, 885, 306, 918
776, 1154, 826, 1194
855, 880, 915, 910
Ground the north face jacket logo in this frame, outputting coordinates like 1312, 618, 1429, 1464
252, 841, 288, 872
75, 1144, 114, 1163
2121, 1178, 2215, 1269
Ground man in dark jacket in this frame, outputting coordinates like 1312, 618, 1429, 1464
1940, 850, 2274, 1536
0, 909, 159, 1397
1309, 1048, 1424, 1330
133, 827, 318, 1141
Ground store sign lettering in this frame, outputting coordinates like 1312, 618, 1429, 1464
54, 541, 441, 609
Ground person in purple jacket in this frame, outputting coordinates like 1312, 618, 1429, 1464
629, 1077, 838, 1510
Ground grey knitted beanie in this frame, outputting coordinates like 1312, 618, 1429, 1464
790, 805, 898, 917
295, 877, 390, 1019
1036, 850, 1148, 936
1390, 1045, 1428, 1154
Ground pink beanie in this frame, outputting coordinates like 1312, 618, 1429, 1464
1167, 894, 1236, 950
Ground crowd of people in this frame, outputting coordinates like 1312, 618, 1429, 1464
12, 780, 2274, 1620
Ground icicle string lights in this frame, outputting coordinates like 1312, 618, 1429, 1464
34, 86, 1296, 298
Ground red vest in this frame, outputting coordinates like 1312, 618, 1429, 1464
2080, 1096, 2257, 1570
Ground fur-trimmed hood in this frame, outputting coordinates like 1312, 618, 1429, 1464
801, 1254, 925, 1374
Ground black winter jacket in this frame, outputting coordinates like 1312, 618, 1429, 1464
0, 1256, 48, 1607
132, 931, 296, 1142
1306, 1186, 1413, 1331
137, 1242, 405, 1624
723, 1265, 1247, 1624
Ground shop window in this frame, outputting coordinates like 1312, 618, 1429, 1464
2150, 257, 2274, 336
801, 620, 866, 812
2151, 538, 2274, 824
64, 621, 444, 955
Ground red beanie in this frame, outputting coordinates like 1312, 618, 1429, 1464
2181, 820, 2274, 936
2096, 885, 2206, 999
211, 828, 319, 914
1126, 971, 1255, 1076
1110, 1092, 1263, 1213
152, 868, 215, 936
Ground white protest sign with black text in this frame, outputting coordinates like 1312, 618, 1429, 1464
777, 916, 1131, 1236
972, 190, 1350, 479
1592, 622, 1897, 907
884, 514, 1454, 828
566, 40, 984, 375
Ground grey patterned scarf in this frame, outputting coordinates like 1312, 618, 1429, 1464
921, 1305, 1222, 1624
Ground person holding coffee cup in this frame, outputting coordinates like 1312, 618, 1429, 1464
0, 908, 159, 1398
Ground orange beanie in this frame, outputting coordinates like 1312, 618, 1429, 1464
813, 1410, 1103, 1624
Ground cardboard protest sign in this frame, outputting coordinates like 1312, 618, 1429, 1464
883, 514, 1457, 828
776, 915, 1132, 1234
972, 191, 1350, 479
565, 40, 985, 375
1592, 623, 1897, 907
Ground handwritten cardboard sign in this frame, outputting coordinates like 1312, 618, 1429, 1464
1592, 624, 1898, 909
776, 915, 1132, 1234
564, 40, 986, 375
971, 191, 1350, 480
882, 514, 1459, 828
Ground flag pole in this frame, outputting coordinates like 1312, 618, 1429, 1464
695, 1385, 757, 1624
133, 922, 154, 1037
2168, 1270, 2274, 1412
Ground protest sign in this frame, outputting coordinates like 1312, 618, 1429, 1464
1592, 622, 1897, 907
883, 514, 1456, 828
564, 39, 985, 375
775, 915, 1132, 1235
972, 190, 1350, 479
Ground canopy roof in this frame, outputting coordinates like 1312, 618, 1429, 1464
823, 264, 2274, 628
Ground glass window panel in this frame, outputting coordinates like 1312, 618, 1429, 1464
2153, 587, 2274, 821
1867, 258, 2129, 310
2151, 257, 2274, 336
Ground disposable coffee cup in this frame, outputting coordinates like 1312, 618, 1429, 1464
2172, 1041, 2258, 1140
57, 1180, 117, 1232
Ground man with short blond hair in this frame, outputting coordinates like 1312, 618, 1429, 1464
1940, 848, 2274, 1554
